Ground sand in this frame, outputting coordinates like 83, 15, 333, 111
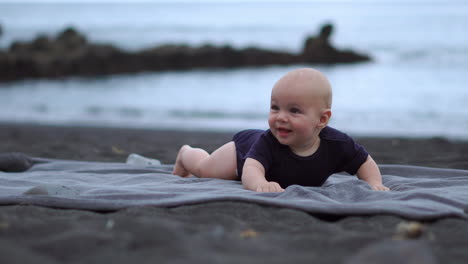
1, 123, 468, 263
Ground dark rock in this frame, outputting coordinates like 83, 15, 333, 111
9, 41, 30, 53
56, 27, 87, 50
302, 23, 370, 63
31, 35, 53, 52
0, 23, 371, 82
303, 23, 336, 60
0, 152, 34, 172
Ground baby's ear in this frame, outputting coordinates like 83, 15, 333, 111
318, 109, 332, 128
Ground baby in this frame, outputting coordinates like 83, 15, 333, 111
173, 68, 389, 192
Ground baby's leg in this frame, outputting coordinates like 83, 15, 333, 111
172, 142, 237, 180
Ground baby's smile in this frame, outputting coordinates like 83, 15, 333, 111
277, 127, 292, 137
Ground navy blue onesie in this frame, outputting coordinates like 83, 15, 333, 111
233, 126, 369, 188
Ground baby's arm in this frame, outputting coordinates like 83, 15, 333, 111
241, 158, 284, 192
356, 155, 389, 191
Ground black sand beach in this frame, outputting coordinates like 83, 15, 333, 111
1, 123, 468, 263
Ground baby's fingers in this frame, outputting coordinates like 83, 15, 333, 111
372, 185, 390, 191
256, 182, 284, 192
270, 183, 285, 192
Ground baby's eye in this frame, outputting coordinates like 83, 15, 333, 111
290, 107, 301, 114
270, 104, 279, 111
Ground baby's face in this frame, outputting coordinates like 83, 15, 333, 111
268, 69, 331, 154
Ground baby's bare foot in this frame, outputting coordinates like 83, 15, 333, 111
172, 145, 192, 177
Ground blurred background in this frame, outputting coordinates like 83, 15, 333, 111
0, 0, 467, 139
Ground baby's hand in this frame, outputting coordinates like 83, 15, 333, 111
370, 183, 390, 191
255, 182, 284, 193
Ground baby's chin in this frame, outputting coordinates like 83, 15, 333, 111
272, 129, 293, 145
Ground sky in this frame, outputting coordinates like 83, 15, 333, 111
0, 0, 295, 2
0, 0, 453, 3
0, 0, 321, 2
0, 0, 375, 4
0, 0, 439, 2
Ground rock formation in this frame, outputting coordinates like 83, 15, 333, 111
0, 24, 371, 82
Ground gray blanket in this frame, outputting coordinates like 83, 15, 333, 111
1, 157, 468, 220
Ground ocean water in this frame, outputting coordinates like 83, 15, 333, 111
1, 1, 468, 139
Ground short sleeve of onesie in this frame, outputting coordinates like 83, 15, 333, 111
320, 127, 369, 175
233, 129, 274, 177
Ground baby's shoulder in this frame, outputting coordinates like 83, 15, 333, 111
319, 126, 353, 143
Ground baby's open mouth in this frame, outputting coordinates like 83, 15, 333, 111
277, 127, 292, 136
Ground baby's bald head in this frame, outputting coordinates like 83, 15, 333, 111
272, 68, 332, 110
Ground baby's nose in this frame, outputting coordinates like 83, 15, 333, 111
277, 111, 288, 122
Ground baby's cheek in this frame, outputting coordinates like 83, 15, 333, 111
267, 115, 275, 127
